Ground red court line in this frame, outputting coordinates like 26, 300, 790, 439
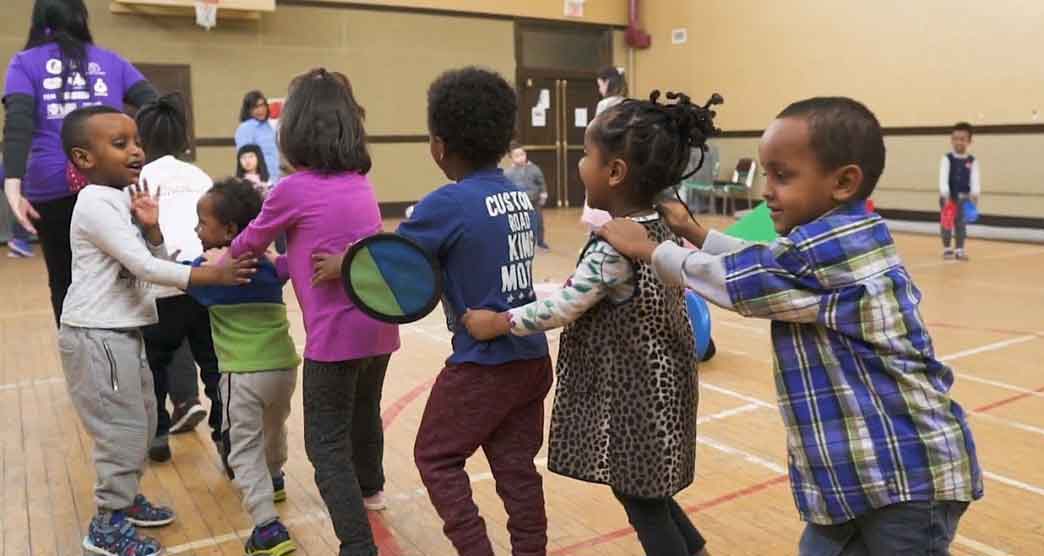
382, 376, 437, 431
368, 375, 437, 556
973, 384, 1044, 413
549, 475, 789, 555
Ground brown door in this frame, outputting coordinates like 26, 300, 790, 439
129, 64, 196, 160
515, 22, 611, 208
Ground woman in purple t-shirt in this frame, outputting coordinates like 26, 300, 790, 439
2, 0, 158, 325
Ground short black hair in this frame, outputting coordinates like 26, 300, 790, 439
597, 66, 627, 97
61, 104, 123, 159
236, 144, 270, 183
953, 121, 974, 138
239, 90, 267, 122
590, 90, 720, 205
206, 177, 264, 233
509, 140, 524, 152
777, 97, 886, 199
427, 67, 517, 168
278, 68, 371, 175
136, 92, 189, 160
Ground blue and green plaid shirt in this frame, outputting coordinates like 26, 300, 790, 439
723, 201, 983, 525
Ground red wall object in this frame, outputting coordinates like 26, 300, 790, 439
625, 0, 651, 49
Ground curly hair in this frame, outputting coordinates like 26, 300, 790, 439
777, 97, 885, 199
590, 90, 720, 205
207, 177, 264, 233
427, 67, 517, 168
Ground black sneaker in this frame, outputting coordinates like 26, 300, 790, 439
124, 495, 175, 528
168, 399, 206, 434
148, 436, 170, 463
245, 520, 296, 556
272, 472, 286, 503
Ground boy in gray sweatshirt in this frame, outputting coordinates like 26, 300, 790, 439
58, 105, 256, 556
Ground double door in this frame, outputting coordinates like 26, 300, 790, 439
517, 73, 603, 208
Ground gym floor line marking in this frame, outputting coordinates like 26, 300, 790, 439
548, 475, 790, 555
0, 376, 64, 391
708, 381, 1044, 499
970, 411, 1044, 438
973, 384, 1044, 413
939, 334, 1040, 363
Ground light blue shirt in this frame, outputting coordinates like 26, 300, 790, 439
234, 119, 281, 181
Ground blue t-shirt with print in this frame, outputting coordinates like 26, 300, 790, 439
397, 168, 549, 366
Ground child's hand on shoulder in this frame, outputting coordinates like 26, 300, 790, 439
659, 200, 707, 246
311, 250, 345, 286
596, 218, 658, 263
202, 247, 228, 266
461, 309, 511, 341
214, 253, 258, 285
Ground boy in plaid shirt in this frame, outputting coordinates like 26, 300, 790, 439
599, 97, 982, 555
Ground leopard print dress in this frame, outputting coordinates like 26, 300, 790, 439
548, 217, 699, 498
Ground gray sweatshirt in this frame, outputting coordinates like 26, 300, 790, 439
503, 162, 546, 203
61, 185, 192, 329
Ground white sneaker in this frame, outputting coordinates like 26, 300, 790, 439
363, 491, 386, 511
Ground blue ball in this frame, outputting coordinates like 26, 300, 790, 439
685, 290, 712, 359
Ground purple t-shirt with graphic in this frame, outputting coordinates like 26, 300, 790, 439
4, 44, 145, 202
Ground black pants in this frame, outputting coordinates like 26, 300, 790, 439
30, 195, 77, 327
613, 490, 707, 556
142, 295, 222, 441
303, 355, 390, 556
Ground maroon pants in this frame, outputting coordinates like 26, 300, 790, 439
414, 356, 553, 556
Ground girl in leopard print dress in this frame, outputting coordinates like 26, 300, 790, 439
464, 91, 719, 556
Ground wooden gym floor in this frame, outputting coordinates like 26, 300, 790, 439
1, 209, 1042, 555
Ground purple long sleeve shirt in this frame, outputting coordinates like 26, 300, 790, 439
229, 170, 400, 362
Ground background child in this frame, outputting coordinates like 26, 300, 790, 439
236, 143, 271, 192
599, 97, 982, 556
187, 178, 300, 556
135, 93, 223, 462
224, 68, 400, 556
504, 141, 550, 250
57, 105, 254, 556
939, 121, 981, 260
463, 91, 713, 556
392, 66, 552, 556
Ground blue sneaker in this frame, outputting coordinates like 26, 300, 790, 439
83, 511, 164, 556
125, 495, 175, 527
272, 472, 286, 503
245, 520, 296, 556
7, 239, 33, 258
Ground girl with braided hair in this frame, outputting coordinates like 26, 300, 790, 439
463, 90, 721, 556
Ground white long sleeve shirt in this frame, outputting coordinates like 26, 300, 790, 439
61, 185, 192, 329
938, 153, 981, 198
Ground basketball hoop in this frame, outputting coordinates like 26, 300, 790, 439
195, 0, 219, 30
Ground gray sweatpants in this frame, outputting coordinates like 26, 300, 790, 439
58, 326, 157, 511
220, 369, 297, 526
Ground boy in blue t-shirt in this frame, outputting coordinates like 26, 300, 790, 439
387, 68, 557, 556
313, 68, 551, 555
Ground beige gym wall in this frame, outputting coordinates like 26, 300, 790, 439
634, 1, 1044, 219
1, 0, 626, 204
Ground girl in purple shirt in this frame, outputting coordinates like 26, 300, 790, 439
226, 68, 399, 556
